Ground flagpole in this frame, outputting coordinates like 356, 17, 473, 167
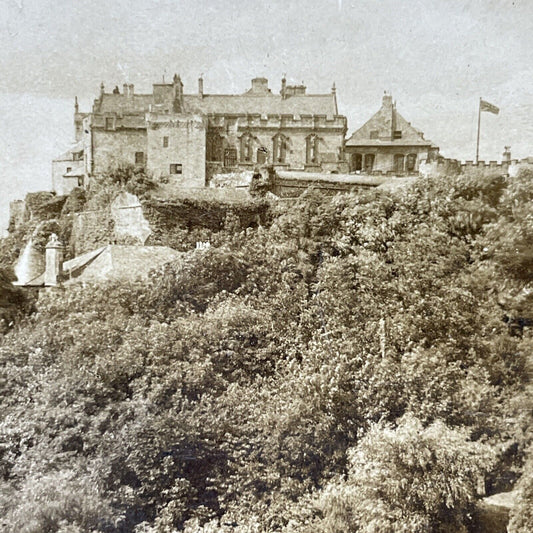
476, 97, 481, 164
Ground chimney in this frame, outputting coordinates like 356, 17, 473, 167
250, 77, 269, 93
382, 92, 393, 108
281, 76, 287, 99
123, 83, 129, 96
503, 146, 511, 162
100, 82, 105, 96
198, 75, 204, 96
74, 96, 79, 114
129, 84, 134, 96
44, 234, 64, 287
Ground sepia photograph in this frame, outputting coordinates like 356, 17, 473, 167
0, 1, 532, 531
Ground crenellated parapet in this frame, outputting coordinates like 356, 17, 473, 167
206, 113, 347, 132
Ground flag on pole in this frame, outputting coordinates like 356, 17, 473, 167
480, 99, 500, 115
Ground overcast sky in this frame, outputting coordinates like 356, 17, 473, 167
1, 0, 532, 230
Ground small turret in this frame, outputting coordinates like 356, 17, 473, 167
44, 233, 64, 287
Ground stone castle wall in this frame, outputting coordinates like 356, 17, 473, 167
92, 128, 148, 174
146, 114, 207, 187
419, 157, 533, 178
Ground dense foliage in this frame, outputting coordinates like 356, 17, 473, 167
0, 170, 531, 532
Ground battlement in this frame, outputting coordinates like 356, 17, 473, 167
419, 156, 533, 178
207, 113, 347, 131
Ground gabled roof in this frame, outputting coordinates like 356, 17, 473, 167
53, 141, 84, 162
346, 94, 437, 148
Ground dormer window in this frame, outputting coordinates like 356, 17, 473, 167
370, 130, 379, 139
105, 117, 115, 130
393, 130, 402, 139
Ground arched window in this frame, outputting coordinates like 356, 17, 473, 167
406, 153, 417, 172
306, 134, 320, 164
273, 133, 289, 164
240, 133, 254, 163
207, 132, 224, 162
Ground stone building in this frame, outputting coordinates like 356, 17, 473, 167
345, 93, 439, 175
53, 75, 347, 193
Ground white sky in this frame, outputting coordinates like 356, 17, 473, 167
1, 0, 532, 230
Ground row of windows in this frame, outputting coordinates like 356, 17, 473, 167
351, 153, 417, 172
208, 134, 322, 166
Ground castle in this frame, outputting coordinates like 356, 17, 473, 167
53, 75, 348, 194
51, 75, 533, 197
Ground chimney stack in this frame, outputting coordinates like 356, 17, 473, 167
123, 83, 129, 96
44, 234, 64, 286
198, 75, 204, 96
382, 92, 393, 108
100, 82, 105, 96
129, 84, 134, 96
503, 146, 511, 162
74, 96, 79, 114
281, 75, 287, 99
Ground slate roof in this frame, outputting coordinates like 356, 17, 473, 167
62, 245, 181, 284
95, 94, 154, 114
93, 91, 337, 118
19, 245, 181, 287
346, 95, 437, 148
184, 94, 337, 116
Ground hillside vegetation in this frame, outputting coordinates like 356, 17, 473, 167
0, 170, 532, 533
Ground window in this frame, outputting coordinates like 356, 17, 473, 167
406, 153, 417, 172
105, 117, 114, 130
224, 148, 237, 168
163, 136, 169, 148
306, 135, 319, 165
394, 154, 405, 172
393, 130, 402, 139
352, 153, 363, 171
364, 154, 375, 172
273, 134, 289, 164
135, 152, 144, 165
66, 167, 72, 173
207, 133, 223, 161
240, 133, 254, 162
370, 130, 379, 139
257, 147, 267, 164
170, 163, 183, 174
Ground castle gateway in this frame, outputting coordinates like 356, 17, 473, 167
53, 75, 348, 193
